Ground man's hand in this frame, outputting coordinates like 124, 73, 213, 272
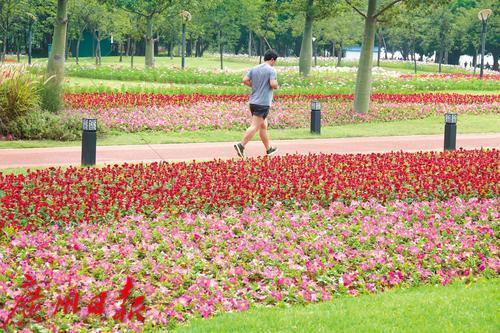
242, 76, 252, 87
270, 79, 279, 90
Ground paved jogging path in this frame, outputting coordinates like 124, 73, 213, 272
0, 133, 499, 169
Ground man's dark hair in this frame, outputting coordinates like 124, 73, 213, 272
264, 49, 278, 61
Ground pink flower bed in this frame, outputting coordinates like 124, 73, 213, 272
63, 100, 499, 132
0, 197, 498, 331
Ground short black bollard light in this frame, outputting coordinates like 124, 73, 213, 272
82, 118, 97, 166
310, 100, 321, 134
444, 113, 457, 151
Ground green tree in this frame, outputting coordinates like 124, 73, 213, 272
346, 0, 450, 114
204, 0, 241, 70
88, 1, 115, 65
67, 0, 94, 64
317, 12, 363, 66
289, 0, 340, 76
112, 0, 175, 68
0, 0, 21, 61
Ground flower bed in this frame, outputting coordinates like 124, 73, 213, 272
64, 92, 500, 109
0, 150, 497, 231
0, 197, 498, 331
400, 73, 500, 80
64, 99, 499, 132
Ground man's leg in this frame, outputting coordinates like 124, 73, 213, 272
259, 118, 270, 151
242, 115, 264, 146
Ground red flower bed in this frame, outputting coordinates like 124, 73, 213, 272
0, 150, 497, 231
63, 92, 500, 109
400, 73, 500, 80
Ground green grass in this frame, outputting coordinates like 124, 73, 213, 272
65, 77, 249, 94
24, 55, 257, 71
58, 69, 498, 95
22, 55, 470, 73
22, 56, 497, 94
0, 114, 498, 149
0, 166, 56, 175
175, 279, 499, 333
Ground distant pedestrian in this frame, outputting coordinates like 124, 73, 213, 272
234, 50, 279, 157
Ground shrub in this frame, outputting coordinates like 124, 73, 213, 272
40, 75, 64, 113
0, 67, 41, 133
0, 67, 74, 139
7, 110, 81, 141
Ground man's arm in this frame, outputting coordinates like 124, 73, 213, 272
242, 75, 252, 87
270, 79, 279, 90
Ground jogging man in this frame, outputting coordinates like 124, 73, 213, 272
234, 49, 279, 157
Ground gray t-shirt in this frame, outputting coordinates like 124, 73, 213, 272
246, 63, 277, 106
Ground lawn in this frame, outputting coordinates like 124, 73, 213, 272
175, 279, 499, 333
21, 55, 472, 73
0, 114, 497, 149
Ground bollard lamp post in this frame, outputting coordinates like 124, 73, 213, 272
444, 113, 457, 151
82, 118, 97, 166
310, 101, 321, 134
478, 9, 492, 79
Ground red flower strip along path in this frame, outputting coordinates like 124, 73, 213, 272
0, 150, 497, 231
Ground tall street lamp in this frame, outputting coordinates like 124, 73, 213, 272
179, 10, 192, 70
478, 9, 492, 79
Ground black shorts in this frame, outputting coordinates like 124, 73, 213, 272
249, 104, 270, 119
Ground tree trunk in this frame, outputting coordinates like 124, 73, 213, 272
169, 39, 173, 59
145, 16, 154, 68
298, 0, 314, 76
336, 41, 342, 67
473, 48, 478, 74
95, 31, 101, 66
119, 42, 123, 62
402, 45, 409, 60
16, 37, 20, 62
377, 28, 382, 67
219, 29, 223, 70
259, 37, 263, 63
98, 39, 101, 65
444, 49, 448, 64
91, 29, 95, 58
493, 53, 499, 71
313, 39, 317, 67
187, 38, 192, 57
65, 21, 70, 60
28, 21, 33, 65
332, 40, 335, 58
196, 38, 201, 57
131, 39, 135, 68
47, 0, 68, 89
248, 31, 252, 56
438, 46, 443, 73
126, 37, 131, 56
413, 43, 417, 74
353, 0, 377, 114
76, 36, 81, 64
2, 33, 7, 62
382, 33, 388, 60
